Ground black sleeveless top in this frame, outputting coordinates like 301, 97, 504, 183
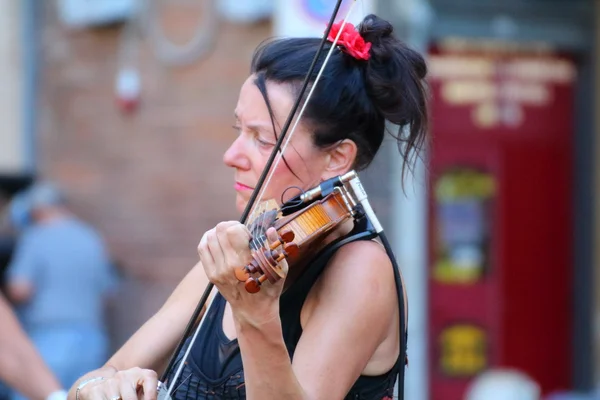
164, 218, 401, 399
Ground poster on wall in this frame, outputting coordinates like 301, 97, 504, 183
433, 168, 496, 285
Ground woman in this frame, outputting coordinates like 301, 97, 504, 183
69, 14, 428, 400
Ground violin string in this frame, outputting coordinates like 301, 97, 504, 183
260, 201, 269, 247
248, 200, 267, 251
246, 0, 358, 225
255, 201, 268, 250
245, 201, 257, 250
249, 195, 269, 249
244, 201, 273, 291
247, 210, 256, 251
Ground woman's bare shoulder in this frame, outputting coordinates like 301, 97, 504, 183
325, 239, 394, 284
308, 239, 396, 311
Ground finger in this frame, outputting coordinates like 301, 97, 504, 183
216, 221, 240, 230
206, 228, 226, 270
198, 231, 214, 267
265, 227, 279, 246
227, 224, 252, 255
118, 379, 138, 400
225, 224, 253, 267
83, 382, 107, 400
102, 378, 122, 400
139, 372, 158, 400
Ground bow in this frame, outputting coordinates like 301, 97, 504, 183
158, 1, 363, 397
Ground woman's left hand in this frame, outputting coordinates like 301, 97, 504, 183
197, 221, 285, 326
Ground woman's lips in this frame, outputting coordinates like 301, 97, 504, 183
235, 182, 254, 191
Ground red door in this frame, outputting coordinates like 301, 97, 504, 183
427, 42, 575, 399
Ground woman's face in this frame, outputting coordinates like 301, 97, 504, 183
223, 75, 330, 214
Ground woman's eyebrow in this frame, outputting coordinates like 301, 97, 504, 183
246, 122, 273, 133
234, 111, 275, 134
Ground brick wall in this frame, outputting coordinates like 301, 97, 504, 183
38, 3, 272, 345
37, 1, 397, 350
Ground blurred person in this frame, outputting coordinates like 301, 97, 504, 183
69, 14, 427, 400
4, 181, 116, 396
4, 189, 33, 233
0, 189, 32, 284
0, 292, 67, 400
465, 369, 541, 400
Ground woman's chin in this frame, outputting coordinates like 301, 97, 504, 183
236, 195, 248, 214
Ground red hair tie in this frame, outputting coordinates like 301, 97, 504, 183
326, 21, 372, 61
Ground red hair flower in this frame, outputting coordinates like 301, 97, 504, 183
326, 21, 371, 61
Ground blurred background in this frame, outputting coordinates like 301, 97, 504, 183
0, 0, 597, 399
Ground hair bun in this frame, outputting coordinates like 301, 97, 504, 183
358, 14, 394, 52
355, 14, 429, 178
357, 15, 426, 79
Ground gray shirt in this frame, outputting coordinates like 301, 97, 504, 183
7, 217, 116, 330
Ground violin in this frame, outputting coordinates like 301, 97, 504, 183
235, 171, 363, 293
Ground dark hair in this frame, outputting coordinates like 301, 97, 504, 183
250, 14, 429, 179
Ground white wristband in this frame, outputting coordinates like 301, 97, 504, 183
45, 390, 68, 400
76, 377, 106, 400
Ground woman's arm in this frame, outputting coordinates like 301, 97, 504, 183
291, 240, 399, 398
235, 240, 398, 400
196, 220, 400, 399
198, 220, 399, 400
0, 294, 64, 400
68, 262, 210, 400
107, 261, 210, 373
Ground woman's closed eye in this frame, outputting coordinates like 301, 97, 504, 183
255, 135, 275, 149
232, 124, 275, 149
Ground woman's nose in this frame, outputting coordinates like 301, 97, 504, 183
223, 135, 250, 170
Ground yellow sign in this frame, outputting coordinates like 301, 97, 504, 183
439, 324, 488, 377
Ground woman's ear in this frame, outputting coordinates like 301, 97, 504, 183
321, 139, 357, 180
